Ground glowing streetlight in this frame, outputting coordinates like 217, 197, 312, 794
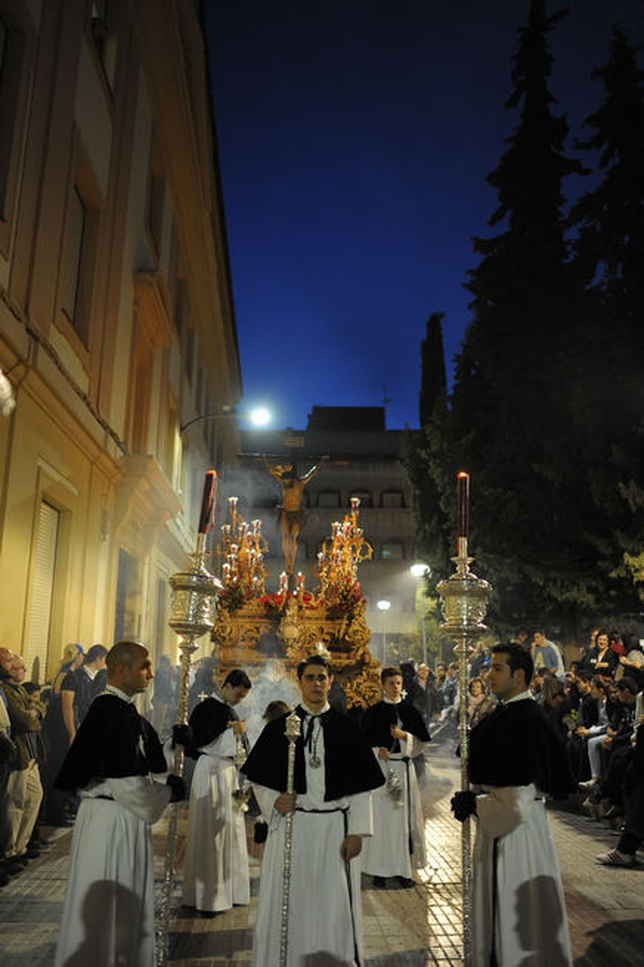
249, 406, 270, 427
180, 404, 272, 434
377, 599, 391, 663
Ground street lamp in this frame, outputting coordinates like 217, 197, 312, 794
410, 563, 430, 665
376, 599, 391, 663
179, 405, 271, 434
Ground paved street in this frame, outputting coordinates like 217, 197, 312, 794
0, 744, 642, 965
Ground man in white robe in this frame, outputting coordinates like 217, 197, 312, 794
53, 641, 187, 967
182, 668, 252, 913
360, 665, 430, 887
451, 642, 575, 967
242, 654, 385, 967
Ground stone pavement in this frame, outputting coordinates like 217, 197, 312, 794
0, 744, 642, 965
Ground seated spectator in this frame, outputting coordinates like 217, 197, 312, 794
596, 711, 644, 866
616, 635, 644, 689
541, 673, 570, 747
580, 677, 638, 803
585, 630, 619, 679
565, 671, 599, 781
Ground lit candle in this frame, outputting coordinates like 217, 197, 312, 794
197, 470, 217, 534
457, 471, 470, 540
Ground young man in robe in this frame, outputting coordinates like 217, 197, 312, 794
360, 665, 430, 888
53, 641, 188, 967
182, 667, 252, 913
241, 653, 384, 967
451, 642, 575, 967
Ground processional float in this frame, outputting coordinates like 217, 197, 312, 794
156, 472, 383, 962
437, 472, 492, 967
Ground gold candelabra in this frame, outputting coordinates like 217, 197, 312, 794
217, 496, 269, 606
317, 497, 372, 607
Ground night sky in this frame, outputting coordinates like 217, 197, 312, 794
204, 1, 643, 431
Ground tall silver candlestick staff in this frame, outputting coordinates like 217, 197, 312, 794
436, 471, 492, 967
279, 709, 302, 967
156, 470, 222, 966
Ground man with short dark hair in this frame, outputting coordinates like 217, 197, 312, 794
53, 640, 188, 967
242, 654, 384, 966
182, 668, 252, 913
361, 666, 430, 888
532, 630, 565, 680
74, 643, 108, 726
451, 643, 575, 966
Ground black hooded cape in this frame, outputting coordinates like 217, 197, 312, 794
241, 705, 385, 802
468, 698, 575, 795
55, 693, 167, 792
362, 699, 431, 749
188, 696, 231, 753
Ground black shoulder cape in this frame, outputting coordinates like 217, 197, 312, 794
55, 693, 167, 791
241, 705, 385, 801
468, 698, 575, 795
188, 696, 231, 750
362, 700, 431, 748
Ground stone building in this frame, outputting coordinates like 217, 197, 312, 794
0, 0, 240, 680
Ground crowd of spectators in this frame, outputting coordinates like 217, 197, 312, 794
400, 625, 644, 867
0, 642, 107, 887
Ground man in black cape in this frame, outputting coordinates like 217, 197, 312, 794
53, 640, 187, 967
242, 653, 384, 967
360, 665, 431, 888
451, 642, 575, 967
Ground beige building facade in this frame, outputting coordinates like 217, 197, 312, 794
0, 0, 240, 681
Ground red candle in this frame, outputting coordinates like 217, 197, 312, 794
198, 470, 217, 534
457, 471, 470, 540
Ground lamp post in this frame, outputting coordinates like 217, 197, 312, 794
179, 404, 271, 434
410, 563, 430, 665
376, 599, 391, 663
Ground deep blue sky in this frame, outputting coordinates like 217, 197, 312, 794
205, 1, 643, 430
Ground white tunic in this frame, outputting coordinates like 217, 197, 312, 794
472, 784, 572, 967
360, 731, 427, 878
181, 719, 250, 912
251, 712, 373, 967
54, 774, 171, 967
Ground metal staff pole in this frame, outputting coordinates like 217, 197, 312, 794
279, 709, 302, 967
156, 518, 222, 964
436, 473, 491, 966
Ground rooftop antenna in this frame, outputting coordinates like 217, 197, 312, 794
382, 383, 393, 407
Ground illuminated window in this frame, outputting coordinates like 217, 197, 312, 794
380, 542, 405, 560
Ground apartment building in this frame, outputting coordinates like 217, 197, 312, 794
0, 0, 240, 679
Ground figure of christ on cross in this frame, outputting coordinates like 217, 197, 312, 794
263, 457, 326, 576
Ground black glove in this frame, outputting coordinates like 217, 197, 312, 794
450, 789, 477, 822
166, 774, 187, 802
171, 723, 193, 749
